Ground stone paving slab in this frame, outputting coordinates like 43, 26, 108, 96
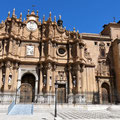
0, 105, 120, 120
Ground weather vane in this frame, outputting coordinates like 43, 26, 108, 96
32, 5, 36, 11
113, 17, 116, 23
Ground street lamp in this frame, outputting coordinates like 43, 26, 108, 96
54, 81, 58, 119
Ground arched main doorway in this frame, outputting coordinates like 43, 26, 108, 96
101, 83, 110, 104
20, 73, 35, 103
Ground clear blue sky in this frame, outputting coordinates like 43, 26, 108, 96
0, 0, 120, 34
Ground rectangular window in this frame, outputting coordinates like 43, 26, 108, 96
94, 42, 98, 45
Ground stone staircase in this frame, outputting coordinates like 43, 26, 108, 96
8, 104, 33, 115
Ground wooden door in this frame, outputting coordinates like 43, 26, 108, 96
57, 84, 66, 103
20, 83, 32, 103
102, 87, 109, 104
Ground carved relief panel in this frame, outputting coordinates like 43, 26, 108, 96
26, 45, 34, 56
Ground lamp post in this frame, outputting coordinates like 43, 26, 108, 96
54, 81, 58, 119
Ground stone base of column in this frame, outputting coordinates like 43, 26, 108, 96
68, 93, 74, 104
0, 92, 16, 104
75, 94, 86, 104
37, 93, 55, 104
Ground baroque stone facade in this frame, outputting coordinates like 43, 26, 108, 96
0, 9, 119, 104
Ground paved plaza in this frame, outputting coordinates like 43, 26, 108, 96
0, 105, 120, 120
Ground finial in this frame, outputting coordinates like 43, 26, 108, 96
49, 11, 51, 17
40, 19, 41, 24
20, 12, 22, 20
8, 11, 10, 18
43, 15, 45, 22
73, 27, 75, 32
59, 15, 61, 20
1, 20, 4, 24
28, 9, 30, 15
23, 18, 25, 22
37, 10, 38, 16
54, 16, 56, 22
49, 11, 52, 21
12, 8, 15, 17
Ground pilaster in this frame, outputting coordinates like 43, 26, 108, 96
48, 40, 51, 57
4, 61, 11, 92
12, 63, 19, 92
76, 42, 80, 59
68, 66, 73, 94
52, 64, 56, 93
69, 44, 72, 61
0, 63, 3, 92
8, 38, 13, 55
46, 63, 52, 93
77, 66, 81, 93
41, 42, 45, 58
39, 64, 43, 94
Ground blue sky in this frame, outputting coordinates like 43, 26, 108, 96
0, 0, 120, 34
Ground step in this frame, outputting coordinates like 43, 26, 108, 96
8, 104, 33, 115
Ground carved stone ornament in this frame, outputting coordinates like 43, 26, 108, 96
48, 25, 53, 38
0, 23, 4, 29
56, 25, 65, 33
13, 63, 19, 69
53, 64, 57, 70
0, 41, 2, 52
26, 45, 34, 56
47, 63, 52, 70
5, 61, 11, 68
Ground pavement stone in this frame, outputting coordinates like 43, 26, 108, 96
0, 105, 120, 120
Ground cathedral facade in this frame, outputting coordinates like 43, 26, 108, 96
0, 9, 119, 104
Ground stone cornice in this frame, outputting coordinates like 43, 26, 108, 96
81, 33, 111, 41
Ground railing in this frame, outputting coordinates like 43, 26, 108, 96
7, 101, 15, 114
31, 104, 34, 114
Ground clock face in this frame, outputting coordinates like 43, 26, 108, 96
27, 21, 37, 31
26, 46, 34, 56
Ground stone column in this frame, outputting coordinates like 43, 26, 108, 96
46, 67, 50, 93
3, 40, 7, 55
12, 63, 19, 92
77, 68, 81, 94
69, 67, 73, 94
38, 65, 44, 103
53, 43, 56, 59
77, 42, 80, 59
39, 66, 43, 94
35, 80, 38, 102
68, 66, 74, 104
8, 38, 13, 54
52, 65, 56, 93
48, 40, 51, 57
41, 42, 45, 58
0, 64, 2, 92
46, 63, 52, 104
4, 61, 11, 92
75, 65, 82, 104
69, 44, 72, 60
